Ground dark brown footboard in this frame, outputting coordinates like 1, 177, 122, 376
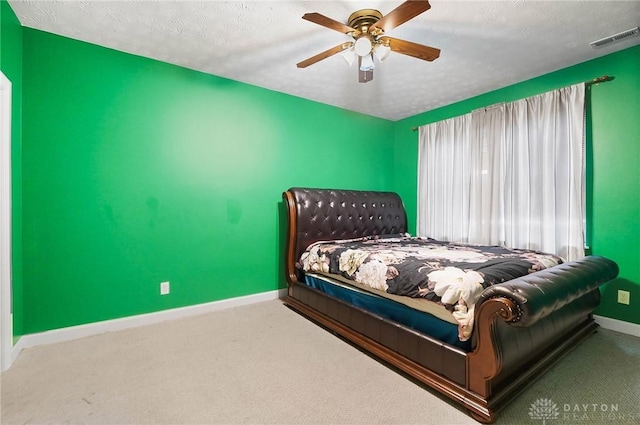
281, 187, 619, 423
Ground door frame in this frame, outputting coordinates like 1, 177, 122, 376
0, 70, 13, 371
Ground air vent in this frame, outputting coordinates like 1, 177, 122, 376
590, 27, 640, 48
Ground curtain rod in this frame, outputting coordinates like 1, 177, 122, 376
586, 75, 615, 86
411, 75, 615, 131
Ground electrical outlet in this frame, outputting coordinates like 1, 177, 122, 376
617, 290, 630, 305
160, 281, 170, 295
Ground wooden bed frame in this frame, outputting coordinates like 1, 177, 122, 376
281, 188, 619, 423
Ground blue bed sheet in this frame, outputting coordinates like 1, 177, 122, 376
304, 274, 472, 351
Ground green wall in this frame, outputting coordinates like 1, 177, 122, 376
395, 45, 640, 325
1, 0, 24, 337
21, 28, 395, 334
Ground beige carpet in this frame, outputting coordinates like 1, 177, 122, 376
1, 300, 638, 425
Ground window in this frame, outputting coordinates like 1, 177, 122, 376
417, 84, 586, 261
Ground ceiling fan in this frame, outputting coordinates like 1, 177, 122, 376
297, 0, 440, 83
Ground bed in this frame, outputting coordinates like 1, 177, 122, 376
281, 187, 619, 423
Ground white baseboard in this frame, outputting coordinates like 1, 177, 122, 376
8, 293, 635, 370
10, 288, 288, 363
594, 315, 640, 338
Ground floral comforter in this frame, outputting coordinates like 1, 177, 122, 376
298, 234, 563, 341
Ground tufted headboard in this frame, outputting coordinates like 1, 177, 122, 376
282, 188, 408, 283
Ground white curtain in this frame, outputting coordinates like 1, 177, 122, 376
417, 83, 586, 261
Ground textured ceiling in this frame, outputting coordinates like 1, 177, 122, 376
8, 0, 640, 121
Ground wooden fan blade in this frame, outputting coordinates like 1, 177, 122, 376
383, 36, 440, 61
302, 12, 358, 35
297, 43, 352, 68
371, 0, 431, 33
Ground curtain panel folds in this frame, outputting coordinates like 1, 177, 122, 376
417, 83, 585, 261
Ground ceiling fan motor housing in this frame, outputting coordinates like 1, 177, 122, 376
348, 9, 384, 57
347, 9, 383, 34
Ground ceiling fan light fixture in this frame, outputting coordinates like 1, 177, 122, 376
341, 47, 357, 66
359, 53, 375, 71
354, 36, 373, 56
374, 43, 391, 61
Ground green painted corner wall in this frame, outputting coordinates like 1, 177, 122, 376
1, 0, 24, 337
10, 13, 640, 334
21, 28, 395, 334
394, 45, 640, 325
